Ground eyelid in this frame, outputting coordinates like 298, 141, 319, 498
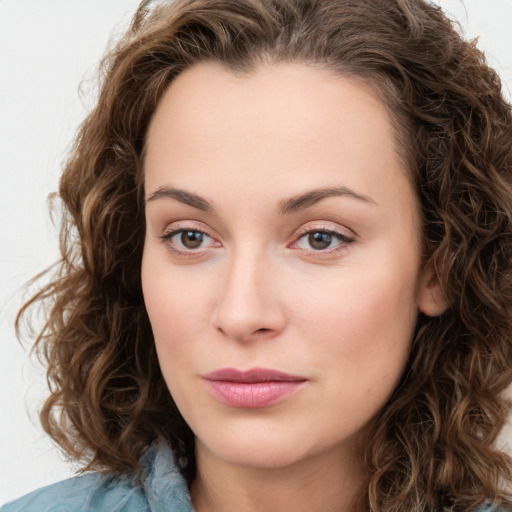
293, 222, 355, 240
160, 218, 215, 236
293, 221, 357, 241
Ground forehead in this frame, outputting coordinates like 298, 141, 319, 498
144, 61, 416, 223
146, 61, 394, 154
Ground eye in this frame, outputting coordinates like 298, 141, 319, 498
160, 227, 219, 255
175, 230, 208, 249
304, 231, 336, 250
292, 227, 355, 253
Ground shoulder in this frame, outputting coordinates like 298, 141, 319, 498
1, 440, 194, 512
1, 472, 148, 512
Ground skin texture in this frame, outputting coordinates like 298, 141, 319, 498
141, 62, 445, 512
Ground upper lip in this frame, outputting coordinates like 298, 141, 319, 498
203, 367, 307, 383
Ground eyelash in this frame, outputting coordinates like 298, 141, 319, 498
159, 223, 355, 257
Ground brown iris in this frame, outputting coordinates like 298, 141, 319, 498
308, 232, 333, 250
181, 230, 204, 249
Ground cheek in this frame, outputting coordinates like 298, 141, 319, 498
346, 273, 418, 351
141, 261, 213, 419
293, 255, 420, 391
141, 251, 212, 370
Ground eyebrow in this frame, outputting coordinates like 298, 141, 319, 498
145, 186, 214, 212
145, 185, 375, 214
278, 186, 376, 215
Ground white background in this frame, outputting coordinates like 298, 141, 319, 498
1, 0, 511, 505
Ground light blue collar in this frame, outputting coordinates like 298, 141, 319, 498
141, 440, 195, 512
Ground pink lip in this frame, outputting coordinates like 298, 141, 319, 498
203, 368, 307, 408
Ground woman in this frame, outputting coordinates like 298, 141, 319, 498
3, 0, 512, 510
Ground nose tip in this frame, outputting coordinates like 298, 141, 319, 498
216, 323, 275, 343
211, 258, 286, 342
213, 301, 283, 342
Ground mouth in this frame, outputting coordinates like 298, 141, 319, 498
203, 367, 308, 408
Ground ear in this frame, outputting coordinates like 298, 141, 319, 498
418, 263, 449, 317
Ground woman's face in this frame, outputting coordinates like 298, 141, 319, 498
142, 62, 440, 471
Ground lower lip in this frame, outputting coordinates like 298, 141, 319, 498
205, 380, 305, 408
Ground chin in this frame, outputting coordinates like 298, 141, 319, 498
193, 419, 348, 472
204, 439, 308, 470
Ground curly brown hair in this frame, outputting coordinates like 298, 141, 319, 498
17, 0, 512, 510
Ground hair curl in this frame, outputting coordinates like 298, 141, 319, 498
18, 0, 512, 510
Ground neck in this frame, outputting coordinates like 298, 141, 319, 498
189, 441, 365, 512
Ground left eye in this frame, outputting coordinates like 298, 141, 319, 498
296, 230, 351, 251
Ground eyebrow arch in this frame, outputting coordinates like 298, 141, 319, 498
145, 186, 214, 212
278, 186, 376, 215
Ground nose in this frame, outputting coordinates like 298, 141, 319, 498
212, 250, 286, 342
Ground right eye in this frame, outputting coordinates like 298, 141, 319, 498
160, 226, 221, 257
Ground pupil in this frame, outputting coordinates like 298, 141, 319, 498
181, 231, 203, 249
309, 232, 332, 250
